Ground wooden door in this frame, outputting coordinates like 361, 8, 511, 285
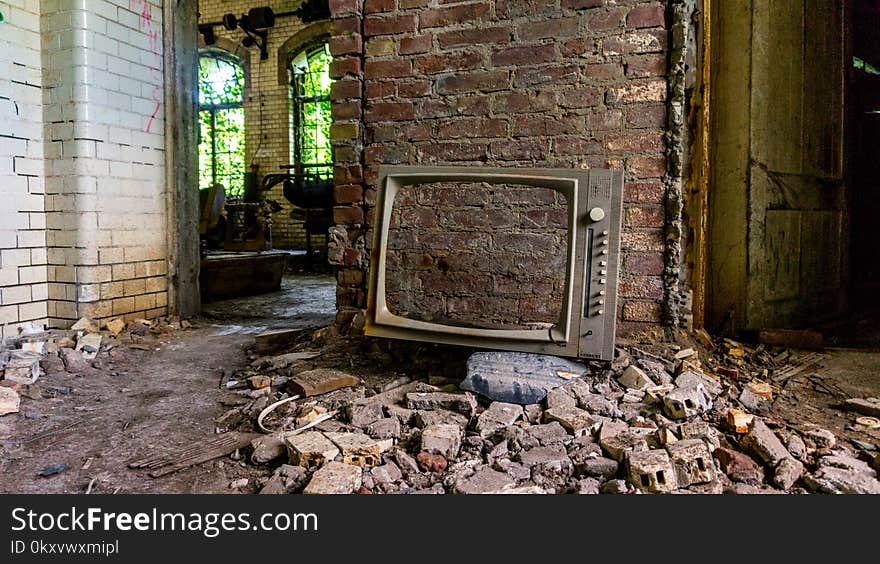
746, 0, 848, 328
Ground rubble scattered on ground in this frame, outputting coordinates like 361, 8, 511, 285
0, 315, 193, 412
211, 330, 880, 495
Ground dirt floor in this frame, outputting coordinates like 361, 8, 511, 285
0, 274, 336, 494
1, 275, 879, 493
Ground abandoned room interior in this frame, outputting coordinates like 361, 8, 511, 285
1, 0, 879, 495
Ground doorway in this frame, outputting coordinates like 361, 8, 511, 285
705, 0, 875, 336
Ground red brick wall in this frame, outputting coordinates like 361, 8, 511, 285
385, 182, 567, 329
328, 0, 669, 337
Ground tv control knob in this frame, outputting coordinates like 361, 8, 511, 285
596, 309, 604, 316
602, 230, 609, 236
600, 278, 607, 284
598, 299, 605, 305
599, 261, 607, 267
599, 290, 606, 296
600, 270, 607, 275
589, 207, 606, 222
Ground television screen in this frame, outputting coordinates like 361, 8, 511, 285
366, 166, 624, 361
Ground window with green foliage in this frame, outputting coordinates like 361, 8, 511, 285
199, 52, 246, 195
289, 43, 333, 180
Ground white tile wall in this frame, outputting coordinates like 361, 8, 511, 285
41, 0, 168, 325
0, 0, 49, 337
1, 0, 170, 336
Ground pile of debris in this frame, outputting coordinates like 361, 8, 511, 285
217, 332, 880, 495
0, 316, 191, 417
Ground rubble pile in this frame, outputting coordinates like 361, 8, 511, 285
0, 316, 191, 417
223, 333, 880, 495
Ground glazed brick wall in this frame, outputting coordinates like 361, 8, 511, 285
198, 0, 325, 251
0, 0, 49, 338
328, 0, 669, 335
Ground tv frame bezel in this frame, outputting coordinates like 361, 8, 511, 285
365, 165, 592, 358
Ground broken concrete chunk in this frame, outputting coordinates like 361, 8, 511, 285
413, 409, 469, 429
250, 433, 287, 464
405, 391, 477, 416
295, 405, 328, 427
59, 348, 89, 374
21, 341, 46, 354
303, 461, 362, 494
675, 369, 722, 398
786, 434, 807, 461
288, 369, 359, 397
493, 458, 531, 481
461, 351, 587, 404
518, 445, 572, 474
636, 358, 674, 386
545, 387, 577, 409
572, 389, 623, 418
347, 402, 385, 427
656, 427, 679, 446
804, 428, 836, 449
371, 462, 403, 485
75, 333, 102, 360
285, 431, 340, 469
726, 408, 754, 434
365, 417, 401, 440
618, 366, 655, 391
626, 450, 678, 493
4, 351, 41, 384
804, 454, 880, 494
526, 422, 569, 446
773, 457, 804, 491
577, 456, 619, 480
601, 479, 634, 494
71, 317, 100, 333
523, 404, 543, 424
667, 439, 716, 487
843, 398, 880, 418
393, 448, 420, 476
741, 419, 790, 468
713, 447, 763, 483
476, 402, 523, 438
739, 384, 772, 413
248, 375, 271, 390
325, 432, 392, 467
543, 406, 595, 437
0, 387, 21, 416
674, 348, 696, 360
601, 431, 649, 463
662, 384, 711, 419
421, 424, 462, 460
454, 466, 516, 494
104, 318, 126, 336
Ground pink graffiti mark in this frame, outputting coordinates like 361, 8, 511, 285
132, 0, 162, 134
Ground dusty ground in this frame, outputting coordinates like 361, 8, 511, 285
1, 274, 878, 493
0, 274, 336, 494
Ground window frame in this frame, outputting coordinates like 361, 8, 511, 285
198, 50, 246, 194
288, 41, 333, 180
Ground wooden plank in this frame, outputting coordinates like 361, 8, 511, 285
128, 432, 259, 477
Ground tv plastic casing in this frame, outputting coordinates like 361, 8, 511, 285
365, 166, 624, 361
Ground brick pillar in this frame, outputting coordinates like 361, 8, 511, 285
328, 0, 368, 325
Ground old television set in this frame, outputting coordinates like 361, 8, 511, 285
365, 166, 624, 361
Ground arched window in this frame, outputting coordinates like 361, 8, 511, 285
198, 51, 246, 195
288, 43, 333, 180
